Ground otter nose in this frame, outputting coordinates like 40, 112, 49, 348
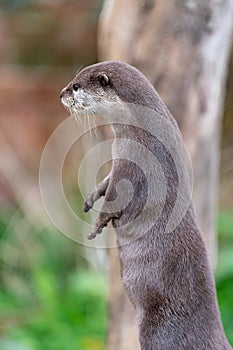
60, 87, 67, 100
60, 86, 73, 100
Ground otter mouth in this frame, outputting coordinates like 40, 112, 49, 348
61, 89, 97, 114
61, 96, 75, 109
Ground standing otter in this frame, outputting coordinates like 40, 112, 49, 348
60, 61, 231, 350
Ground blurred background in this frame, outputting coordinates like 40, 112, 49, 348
0, 1, 232, 349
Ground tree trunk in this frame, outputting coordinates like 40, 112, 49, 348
98, 1, 233, 349
107, 245, 139, 350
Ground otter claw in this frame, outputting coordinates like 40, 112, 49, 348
87, 232, 97, 240
83, 194, 97, 213
87, 226, 103, 240
83, 202, 92, 213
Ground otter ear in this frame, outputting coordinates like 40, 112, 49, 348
98, 73, 109, 87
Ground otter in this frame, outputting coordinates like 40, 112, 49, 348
60, 61, 231, 350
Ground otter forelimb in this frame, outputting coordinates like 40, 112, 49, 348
84, 173, 121, 239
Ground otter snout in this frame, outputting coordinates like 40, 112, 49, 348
60, 88, 65, 100
60, 87, 71, 100
60, 83, 98, 114
60, 86, 76, 110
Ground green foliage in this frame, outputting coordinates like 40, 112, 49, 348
0, 268, 107, 350
0, 209, 107, 350
216, 211, 233, 345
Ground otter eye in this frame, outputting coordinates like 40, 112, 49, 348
98, 74, 109, 87
73, 83, 81, 91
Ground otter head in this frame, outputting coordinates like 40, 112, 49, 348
60, 61, 126, 117
60, 60, 158, 120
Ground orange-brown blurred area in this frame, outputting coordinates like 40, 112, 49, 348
0, 0, 102, 208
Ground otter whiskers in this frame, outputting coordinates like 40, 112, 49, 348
68, 105, 99, 138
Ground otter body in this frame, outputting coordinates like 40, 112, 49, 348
60, 61, 231, 350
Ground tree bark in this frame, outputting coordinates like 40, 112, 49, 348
98, 1, 233, 349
